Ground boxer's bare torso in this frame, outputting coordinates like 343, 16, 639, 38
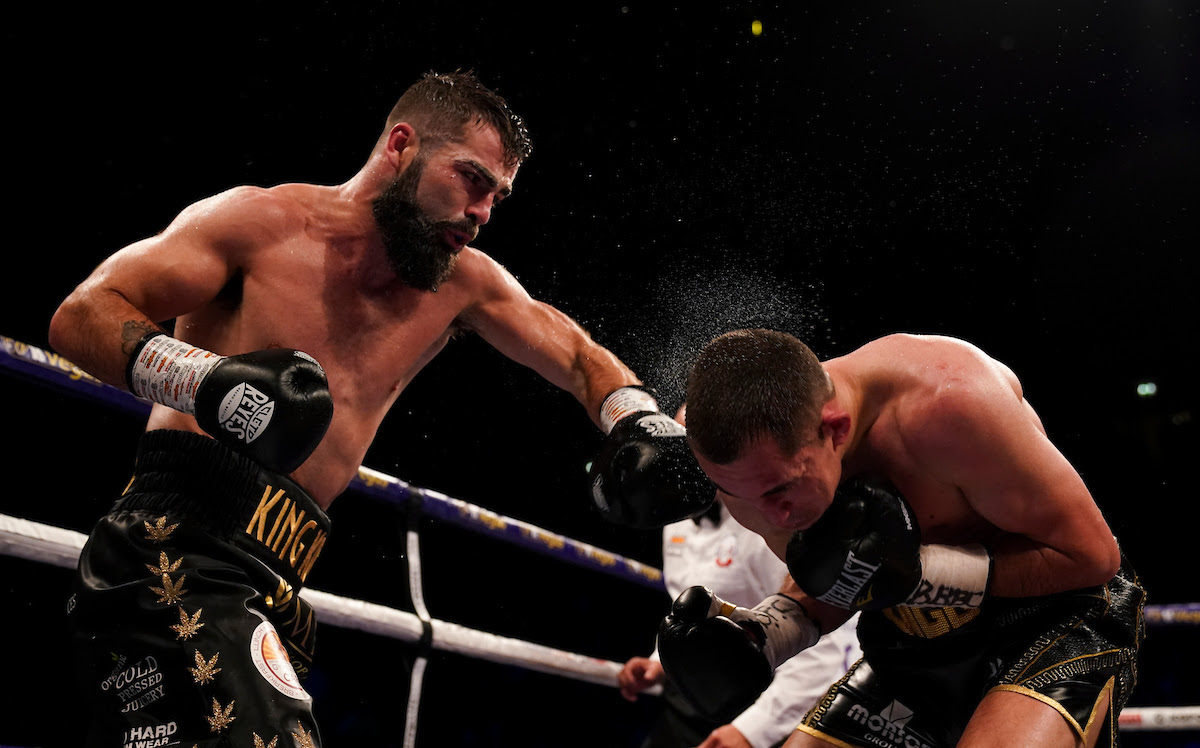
52, 123, 636, 508
704, 334, 1118, 621
145, 182, 511, 504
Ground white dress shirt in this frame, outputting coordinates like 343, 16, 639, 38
655, 503, 862, 748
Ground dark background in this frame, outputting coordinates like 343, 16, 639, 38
2, 2, 1196, 746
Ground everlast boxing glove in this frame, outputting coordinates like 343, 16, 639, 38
587, 386, 715, 529
658, 586, 819, 723
127, 333, 334, 474
786, 475, 992, 611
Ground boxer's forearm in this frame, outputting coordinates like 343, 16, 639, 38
50, 284, 163, 390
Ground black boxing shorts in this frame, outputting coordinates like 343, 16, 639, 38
69, 429, 331, 747
797, 553, 1145, 748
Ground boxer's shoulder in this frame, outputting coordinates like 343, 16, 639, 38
161, 184, 317, 257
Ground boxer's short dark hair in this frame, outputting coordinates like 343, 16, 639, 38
386, 70, 531, 168
686, 328, 833, 463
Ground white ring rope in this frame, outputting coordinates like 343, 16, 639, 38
3, 513, 1193, 730
403, 512, 433, 748
0, 512, 625, 689
1117, 705, 1200, 731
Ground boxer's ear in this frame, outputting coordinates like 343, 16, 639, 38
385, 123, 417, 172
819, 404, 851, 449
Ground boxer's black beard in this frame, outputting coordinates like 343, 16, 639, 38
372, 161, 471, 292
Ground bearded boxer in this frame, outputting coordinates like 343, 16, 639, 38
657, 329, 1144, 748
50, 71, 710, 747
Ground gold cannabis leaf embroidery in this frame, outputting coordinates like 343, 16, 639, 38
205, 698, 236, 732
170, 606, 205, 640
292, 721, 316, 748
146, 551, 183, 576
150, 573, 188, 605
253, 734, 279, 748
188, 650, 222, 684
144, 516, 180, 543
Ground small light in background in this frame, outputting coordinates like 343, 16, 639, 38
1136, 382, 1158, 397
751, 19, 764, 36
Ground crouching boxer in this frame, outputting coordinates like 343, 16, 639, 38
658, 329, 1145, 748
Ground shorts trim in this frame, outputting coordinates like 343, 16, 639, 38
794, 723, 860, 747
988, 676, 1115, 744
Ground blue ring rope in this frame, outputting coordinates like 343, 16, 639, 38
4, 334, 1192, 619
0, 335, 664, 590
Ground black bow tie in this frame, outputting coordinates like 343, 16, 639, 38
693, 501, 723, 526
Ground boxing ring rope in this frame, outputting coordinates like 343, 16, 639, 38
0, 511, 628, 687
0, 336, 665, 591
1, 335, 1197, 737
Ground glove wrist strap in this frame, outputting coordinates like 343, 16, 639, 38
746, 594, 820, 670
599, 385, 660, 434
128, 334, 223, 414
906, 543, 992, 608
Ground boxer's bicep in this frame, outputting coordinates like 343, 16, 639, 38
50, 187, 282, 386
915, 386, 1119, 595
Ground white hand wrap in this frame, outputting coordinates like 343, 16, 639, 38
714, 593, 820, 671
905, 543, 993, 608
599, 386, 659, 434
128, 335, 223, 414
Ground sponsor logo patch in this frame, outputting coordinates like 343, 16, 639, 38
817, 550, 881, 609
847, 699, 933, 748
122, 721, 179, 748
250, 621, 309, 700
635, 413, 686, 437
216, 382, 275, 444
101, 654, 167, 714
715, 533, 737, 567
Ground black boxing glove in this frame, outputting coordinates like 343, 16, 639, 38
786, 475, 992, 611
127, 333, 333, 474
658, 586, 819, 723
587, 386, 715, 529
